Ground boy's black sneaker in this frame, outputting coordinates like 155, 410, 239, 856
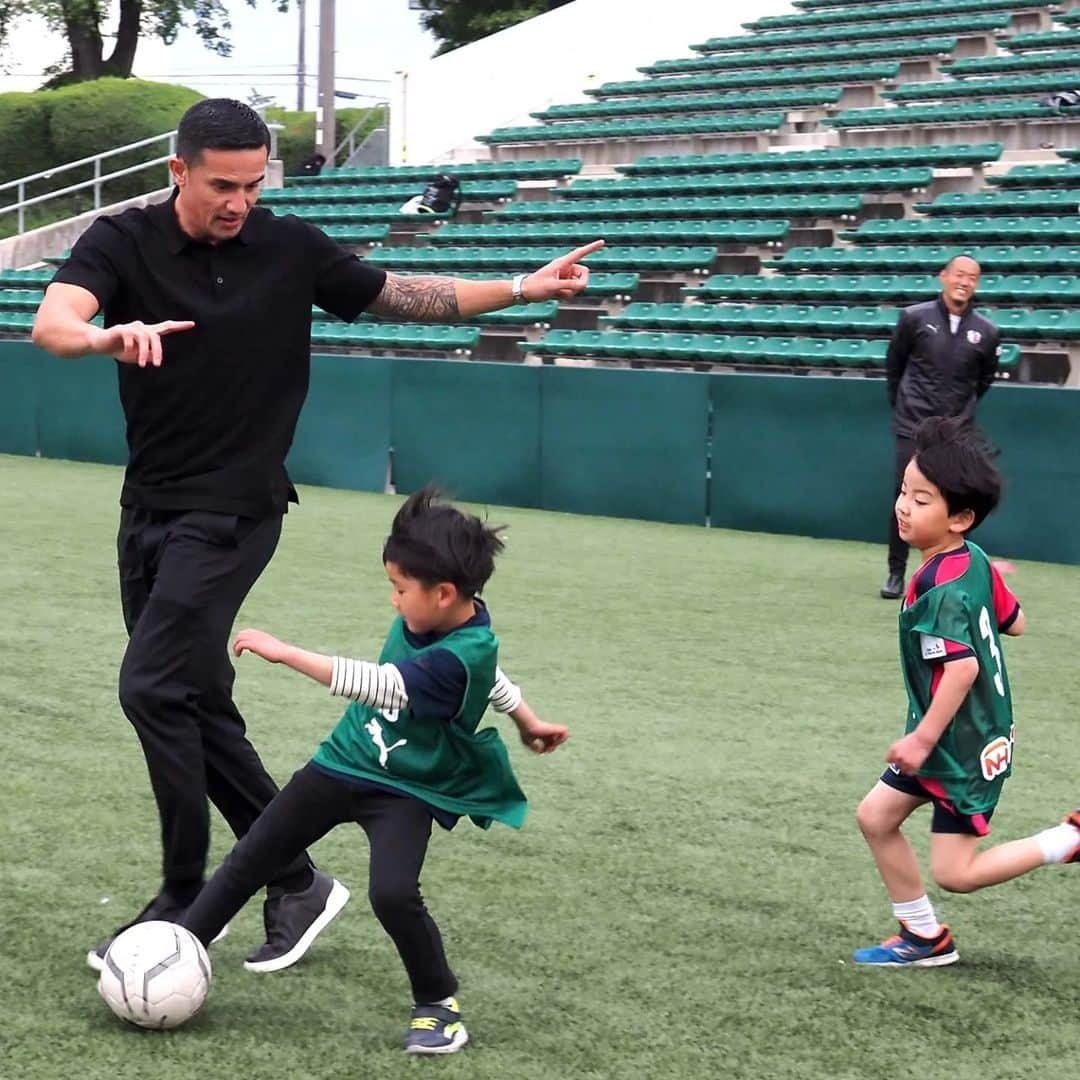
404, 998, 469, 1055
85, 892, 228, 972
243, 870, 350, 973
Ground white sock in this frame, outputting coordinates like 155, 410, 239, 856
425, 996, 457, 1009
1035, 823, 1080, 864
892, 895, 941, 938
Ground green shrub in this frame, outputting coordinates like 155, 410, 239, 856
0, 92, 57, 185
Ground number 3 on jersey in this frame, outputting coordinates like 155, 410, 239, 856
978, 605, 1005, 696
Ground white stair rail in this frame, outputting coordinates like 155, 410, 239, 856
1, 125, 282, 235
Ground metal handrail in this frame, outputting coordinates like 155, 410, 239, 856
1, 124, 282, 235
334, 105, 388, 164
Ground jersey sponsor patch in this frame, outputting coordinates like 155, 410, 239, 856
920, 633, 947, 660
967, 329, 982, 345
980, 735, 1012, 781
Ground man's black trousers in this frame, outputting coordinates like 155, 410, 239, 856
183, 761, 458, 1004
116, 507, 311, 887
887, 435, 916, 577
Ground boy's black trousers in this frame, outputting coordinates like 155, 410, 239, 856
183, 761, 458, 1003
116, 507, 311, 889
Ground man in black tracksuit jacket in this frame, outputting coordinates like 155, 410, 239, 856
881, 254, 1001, 598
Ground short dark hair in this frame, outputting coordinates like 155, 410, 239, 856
176, 99, 271, 163
382, 485, 505, 597
942, 253, 980, 274
913, 417, 1002, 531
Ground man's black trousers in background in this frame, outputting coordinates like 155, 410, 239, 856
887, 435, 916, 578
116, 507, 311, 888
183, 762, 458, 1004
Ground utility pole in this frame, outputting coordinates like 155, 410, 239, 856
296, 0, 306, 112
316, 0, 336, 163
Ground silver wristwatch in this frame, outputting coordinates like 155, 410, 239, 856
511, 273, 529, 305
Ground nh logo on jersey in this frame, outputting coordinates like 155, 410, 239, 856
980, 736, 1012, 781
967, 329, 982, 344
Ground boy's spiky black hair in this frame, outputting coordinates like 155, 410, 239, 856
913, 416, 1003, 532
382, 485, 505, 597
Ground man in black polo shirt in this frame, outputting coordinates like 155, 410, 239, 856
880, 254, 1001, 599
32, 99, 598, 974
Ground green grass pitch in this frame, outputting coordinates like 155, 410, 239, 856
3, 453, 1079, 1080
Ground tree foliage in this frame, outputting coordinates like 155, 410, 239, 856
416, 0, 573, 56
0, 1, 291, 84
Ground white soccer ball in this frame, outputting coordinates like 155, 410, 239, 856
97, 920, 211, 1029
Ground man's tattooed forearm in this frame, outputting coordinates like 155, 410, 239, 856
368, 275, 460, 321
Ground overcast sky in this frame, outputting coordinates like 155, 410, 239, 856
0, 1, 438, 108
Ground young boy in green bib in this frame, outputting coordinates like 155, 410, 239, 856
182, 486, 568, 1051
854, 417, 1079, 967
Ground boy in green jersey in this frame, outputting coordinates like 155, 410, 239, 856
182, 486, 568, 1051
854, 417, 1079, 967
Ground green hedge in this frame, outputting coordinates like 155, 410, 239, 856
0, 93, 55, 185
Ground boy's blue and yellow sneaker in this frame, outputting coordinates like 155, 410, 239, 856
853, 922, 959, 968
403, 997, 469, 1055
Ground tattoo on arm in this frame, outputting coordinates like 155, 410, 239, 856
368, 273, 460, 322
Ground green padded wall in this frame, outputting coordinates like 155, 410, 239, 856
35, 352, 127, 466
977, 384, 1080, 565
0, 342, 40, 456
709, 373, 894, 542
540, 366, 709, 525
390, 358, 541, 507
287, 353, 391, 493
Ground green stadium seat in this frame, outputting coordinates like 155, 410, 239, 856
1007, 30, 1080, 52
828, 100, 1056, 128
429, 220, 788, 245
0, 288, 43, 311
988, 164, 1080, 188
637, 38, 956, 76
886, 73, 1080, 103
0, 269, 54, 288
532, 88, 840, 122
843, 216, 1080, 244
621, 142, 1002, 175
588, 63, 899, 98
944, 48, 1080, 77
366, 244, 717, 272
477, 112, 787, 144
916, 190, 1080, 215
748, 0, 1017, 32
691, 14, 1010, 53
768, 245, 1080, 273
286, 158, 582, 184
496, 194, 863, 220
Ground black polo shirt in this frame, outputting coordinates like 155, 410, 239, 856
51, 188, 387, 516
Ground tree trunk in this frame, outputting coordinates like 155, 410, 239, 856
61, 1, 106, 81
104, 0, 143, 78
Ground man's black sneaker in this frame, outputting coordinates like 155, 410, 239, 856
243, 870, 350, 973
880, 573, 904, 600
85, 893, 228, 972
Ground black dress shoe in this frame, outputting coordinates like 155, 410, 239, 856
880, 573, 904, 600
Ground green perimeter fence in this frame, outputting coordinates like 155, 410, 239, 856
1, 342, 1077, 564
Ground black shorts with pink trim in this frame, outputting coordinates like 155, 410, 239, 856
880, 766, 994, 836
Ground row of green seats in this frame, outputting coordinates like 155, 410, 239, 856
943, 48, 1080, 76
988, 164, 1080, 188
310, 323, 479, 351
286, 158, 582, 185
566, 166, 932, 197
600, 301, 1080, 340
639, 37, 956, 75
692, 13, 1010, 52
587, 62, 899, 98
829, 100, 1056, 127
916, 190, 1080, 214
684, 273, 1080, 303
622, 143, 1001, 176
1057, 148, 1080, 161
886, 72, 1080, 102
749, 0, 1018, 32
0, 311, 35, 332
844, 216, 1080, 243
768, 244, 1080, 272
1002, 29, 1080, 52
0, 268, 53, 288
477, 112, 787, 143
264, 181, 517, 202
0, 288, 42, 309
528, 328, 888, 367
320, 225, 391, 245
429, 220, 790, 245
365, 245, 717, 271
497, 194, 864, 219
1059, 9, 1080, 24
527, 328, 1021, 368
286, 204, 448, 223
533, 88, 840, 122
